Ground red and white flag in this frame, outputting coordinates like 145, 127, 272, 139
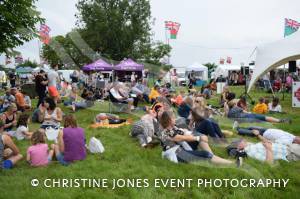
220, 58, 225, 65
39, 24, 51, 44
226, 56, 232, 64
165, 21, 181, 39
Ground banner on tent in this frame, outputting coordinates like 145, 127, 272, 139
292, 82, 300, 107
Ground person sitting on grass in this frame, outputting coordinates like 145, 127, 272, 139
191, 106, 225, 141
268, 97, 282, 113
0, 104, 17, 133
53, 115, 86, 166
149, 85, 161, 104
236, 126, 300, 145
63, 84, 78, 106
131, 104, 162, 148
26, 129, 54, 167
253, 97, 268, 114
158, 110, 234, 165
220, 86, 230, 107
23, 91, 32, 110
10, 87, 26, 112
0, 120, 23, 169
227, 100, 290, 124
109, 83, 134, 112
237, 96, 248, 111
171, 90, 185, 107
9, 113, 33, 140
178, 96, 193, 120
71, 90, 95, 112
229, 135, 300, 164
0, 89, 16, 113
39, 98, 63, 129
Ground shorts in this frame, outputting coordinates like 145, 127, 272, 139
56, 153, 69, 166
48, 86, 59, 97
2, 160, 13, 169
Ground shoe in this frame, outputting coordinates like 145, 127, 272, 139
280, 118, 292, 124
236, 157, 243, 168
232, 121, 239, 130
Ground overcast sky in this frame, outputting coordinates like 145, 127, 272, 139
1, 0, 300, 67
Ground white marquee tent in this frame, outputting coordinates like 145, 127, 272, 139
186, 62, 208, 81
248, 30, 300, 93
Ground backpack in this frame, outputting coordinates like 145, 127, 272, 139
88, 137, 105, 154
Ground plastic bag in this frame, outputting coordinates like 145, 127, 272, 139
88, 137, 105, 154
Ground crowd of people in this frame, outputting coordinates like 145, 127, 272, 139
1, 65, 299, 170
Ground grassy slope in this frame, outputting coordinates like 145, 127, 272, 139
1, 86, 300, 199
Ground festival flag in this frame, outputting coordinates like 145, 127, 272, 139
39, 24, 51, 44
220, 58, 225, 65
165, 21, 181, 39
226, 56, 232, 64
284, 18, 300, 37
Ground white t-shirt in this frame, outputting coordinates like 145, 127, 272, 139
268, 103, 282, 112
263, 129, 295, 145
48, 70, 59, 87
15, 125, 29, 140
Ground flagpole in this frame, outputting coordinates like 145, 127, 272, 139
164, 24, 170, 65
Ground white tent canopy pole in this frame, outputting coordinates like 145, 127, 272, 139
248, 30, 300, 93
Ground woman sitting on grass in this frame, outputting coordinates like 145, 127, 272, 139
54, 115, 86, 166
0, 104, 17, 133
63, 84, 79, 106
191, 106, 225, 141
158, 110, 233, 165
39, 98, 62, 129
26, 129, 54, 167
0, 120, 23, 169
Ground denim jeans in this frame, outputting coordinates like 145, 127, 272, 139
237, 126, 267, 137
195, 119, 224, 138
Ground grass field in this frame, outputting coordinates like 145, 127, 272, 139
1, 86, 300, 199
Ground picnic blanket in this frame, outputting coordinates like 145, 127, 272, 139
90, 119, 133, 129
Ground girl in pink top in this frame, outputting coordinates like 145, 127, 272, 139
26, 129, 54, 167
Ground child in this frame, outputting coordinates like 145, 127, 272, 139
14, 113, 33, 140
253, 97, 268, 114
268, 97, 282, 113
26, 129, 54, 167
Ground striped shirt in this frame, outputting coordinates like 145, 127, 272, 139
245, 142, 288, 162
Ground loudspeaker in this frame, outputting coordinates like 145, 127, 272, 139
289, 61, 296, 73
241, 66, 250, 75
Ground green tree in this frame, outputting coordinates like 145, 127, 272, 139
76, 0, 153, 61
143, 41, 172, 66
17, 59, 38, 68
0, 0, 44, 54
203, 62, 218, 71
